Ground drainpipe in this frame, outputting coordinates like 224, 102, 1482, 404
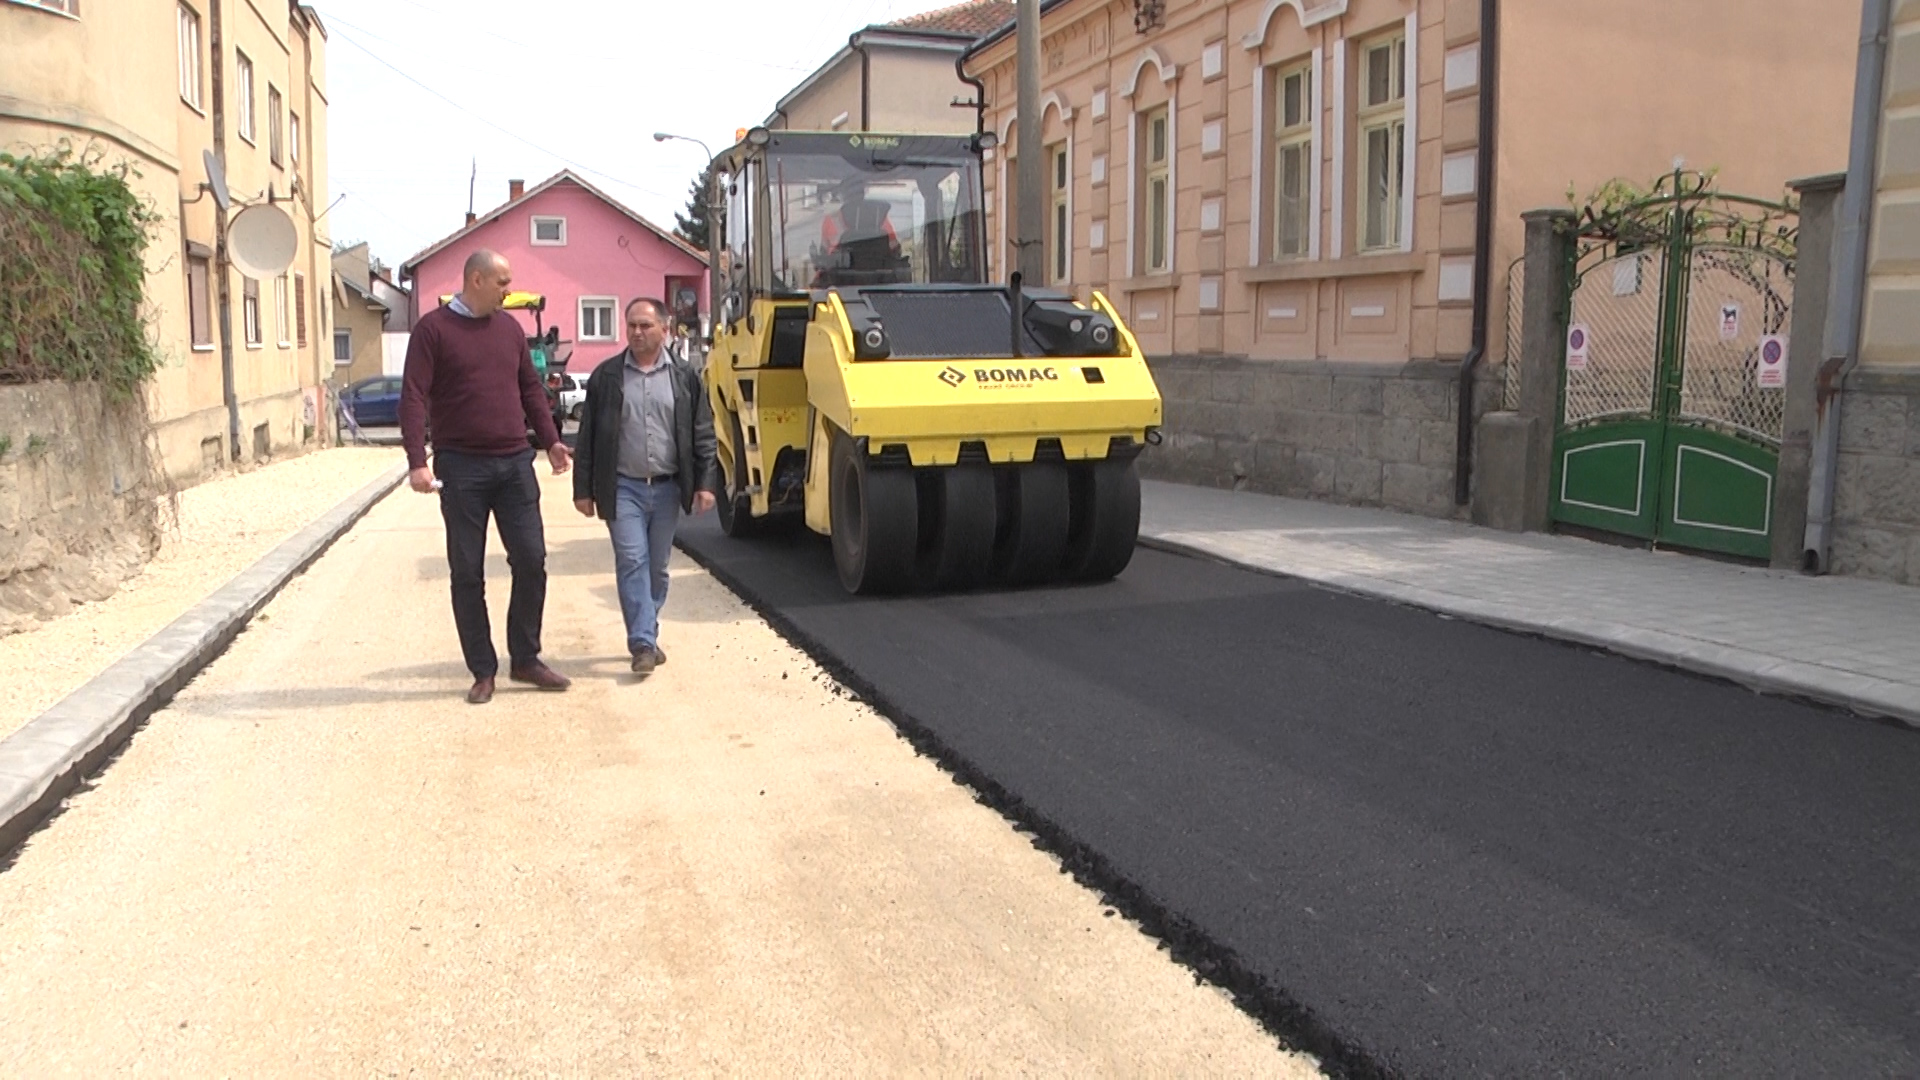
1804, 0, 1892, 572
955, 47, 989, 137
207, 0, 242, 466
1453, 0, 1499, 504
855, 32, 872, 131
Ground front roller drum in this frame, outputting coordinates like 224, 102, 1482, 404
830, 431, 918, 595
1062, 457, 1141, 582
989, 460, 1070, 587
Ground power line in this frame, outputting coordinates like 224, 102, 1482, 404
326, 19, 683, 206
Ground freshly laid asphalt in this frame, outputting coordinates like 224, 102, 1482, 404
676, 513, 1920, 1079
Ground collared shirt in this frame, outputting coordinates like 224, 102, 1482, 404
617, 346, 678, 479
448, 294, 477, 317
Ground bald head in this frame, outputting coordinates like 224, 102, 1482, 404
458, 249, 511, 316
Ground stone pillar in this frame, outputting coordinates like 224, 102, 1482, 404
1472, 209, 1575, 531
1772, 174, 1845, 569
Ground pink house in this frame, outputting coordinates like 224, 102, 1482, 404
399, 170, 709, 375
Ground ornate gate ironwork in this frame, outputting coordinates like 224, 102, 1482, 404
1550, 171, 1795, 560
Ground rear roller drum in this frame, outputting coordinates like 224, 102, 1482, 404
915, 463, 997, 591
830, 431, 918, 594
717, 412, 756, 538
988, 460, 1070, 587
1062, 458, 1141, 582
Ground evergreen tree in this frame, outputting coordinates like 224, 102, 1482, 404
673, 162, 717, 252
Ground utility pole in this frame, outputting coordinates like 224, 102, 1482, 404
1015, 0, 1044, 285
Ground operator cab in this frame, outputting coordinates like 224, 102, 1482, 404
713, 131, 992, 326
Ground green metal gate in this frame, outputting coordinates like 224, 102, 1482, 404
1550, 172, 1796, 561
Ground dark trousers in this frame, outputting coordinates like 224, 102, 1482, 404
433, 448, 546, 678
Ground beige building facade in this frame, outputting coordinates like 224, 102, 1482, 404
963, 0, 1855, 517
767, 1, 1015, 135
1, 0, 332, 483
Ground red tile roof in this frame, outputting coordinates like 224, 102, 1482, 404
888, 0, 1015, 37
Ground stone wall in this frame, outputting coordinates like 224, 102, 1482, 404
1140, 355, 1497, 519
1830, 369, 1920, 584
0, 384, 164, 636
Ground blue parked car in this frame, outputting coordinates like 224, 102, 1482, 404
340, 375, 402, 427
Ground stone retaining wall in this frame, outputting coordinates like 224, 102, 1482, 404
0, 384, 163, 636
1831, 368, 1920, 584
1139, 355, 1499, 519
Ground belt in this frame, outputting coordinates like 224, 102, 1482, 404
623, 472, 677, 484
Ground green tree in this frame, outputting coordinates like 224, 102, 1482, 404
673, 162, 716, 252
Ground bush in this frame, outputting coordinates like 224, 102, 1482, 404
0, 141, 161, 394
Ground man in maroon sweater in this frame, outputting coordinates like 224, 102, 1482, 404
401, 249, 573, 704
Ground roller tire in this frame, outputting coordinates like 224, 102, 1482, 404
915, 463, 997, 591
830, 431, 918, 595
988, 459, 1070, 587
717, 411, 757, 538
1062, 458, 1141, 582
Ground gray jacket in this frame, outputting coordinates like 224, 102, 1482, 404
573, 348, 720, 517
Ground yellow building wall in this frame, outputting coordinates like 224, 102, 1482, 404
1, 0, 330, 484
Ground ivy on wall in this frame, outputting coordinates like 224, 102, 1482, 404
0, 142, 161, 395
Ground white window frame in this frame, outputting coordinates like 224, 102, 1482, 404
578, 295, 618, 342
1140, 106, 1172, 275
333, 328, 352, 365
530, 216, 567, 246
1356, 27, 1412, 254
267, 84, 283, 167
14, 0, 80, 16
235, 51, 255, 144
1272, 59, 1315, 261
177, 4, 202, 110
289, 111, 300, 165
242, 277, 262, 347
186, 255, 212, 349
274, 275, 290, 346
1049, 142, 1071, 285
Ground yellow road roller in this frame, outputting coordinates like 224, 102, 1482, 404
703, 128, 1162, 594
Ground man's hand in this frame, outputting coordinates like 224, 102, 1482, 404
574, 498, 596, 518
692, 490, 716, 515
409, 466, 436, 494
547, 442, 572, 475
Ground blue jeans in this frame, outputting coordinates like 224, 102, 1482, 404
609, 475, 680, 653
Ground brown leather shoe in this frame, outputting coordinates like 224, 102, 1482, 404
508, 661, 571, 691
630, 648, 657, 675
467, 676, 495, 705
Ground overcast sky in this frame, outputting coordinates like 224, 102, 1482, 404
315, 0, 964, 270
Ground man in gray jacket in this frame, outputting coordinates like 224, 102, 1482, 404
572, 297, 720, 674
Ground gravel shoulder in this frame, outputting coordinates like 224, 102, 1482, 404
0, 472, 1324, 1077
0, 447, 403, 742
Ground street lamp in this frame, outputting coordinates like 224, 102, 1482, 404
654, 131, 724, 346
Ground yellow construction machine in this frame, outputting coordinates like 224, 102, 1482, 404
704, 127, 1162, 594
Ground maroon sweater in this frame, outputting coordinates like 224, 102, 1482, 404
399, 304, 560, 469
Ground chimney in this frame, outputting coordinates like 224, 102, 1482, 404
465, 211, 477, 226
508, 178, 525, 200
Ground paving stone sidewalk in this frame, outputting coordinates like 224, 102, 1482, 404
1137, 481, 1920, 728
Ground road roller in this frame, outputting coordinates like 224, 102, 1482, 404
702, 127, 1162, 595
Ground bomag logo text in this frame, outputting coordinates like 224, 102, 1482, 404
972, 367, 1059, 384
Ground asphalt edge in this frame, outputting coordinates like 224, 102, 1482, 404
0, 459, 409, 861
673, 532, 1400, 1080
1135, 533, 1919, 731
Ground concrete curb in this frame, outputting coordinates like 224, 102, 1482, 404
1137, 533, 1920, 729
0, 460, 409, 859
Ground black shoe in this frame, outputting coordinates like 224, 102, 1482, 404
631, 647, 657, 675
508, 661, 571, 691
652, 645, 666, 665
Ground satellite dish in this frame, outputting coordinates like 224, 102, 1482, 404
202, 148, 231, 212
228, 203, 297, 279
